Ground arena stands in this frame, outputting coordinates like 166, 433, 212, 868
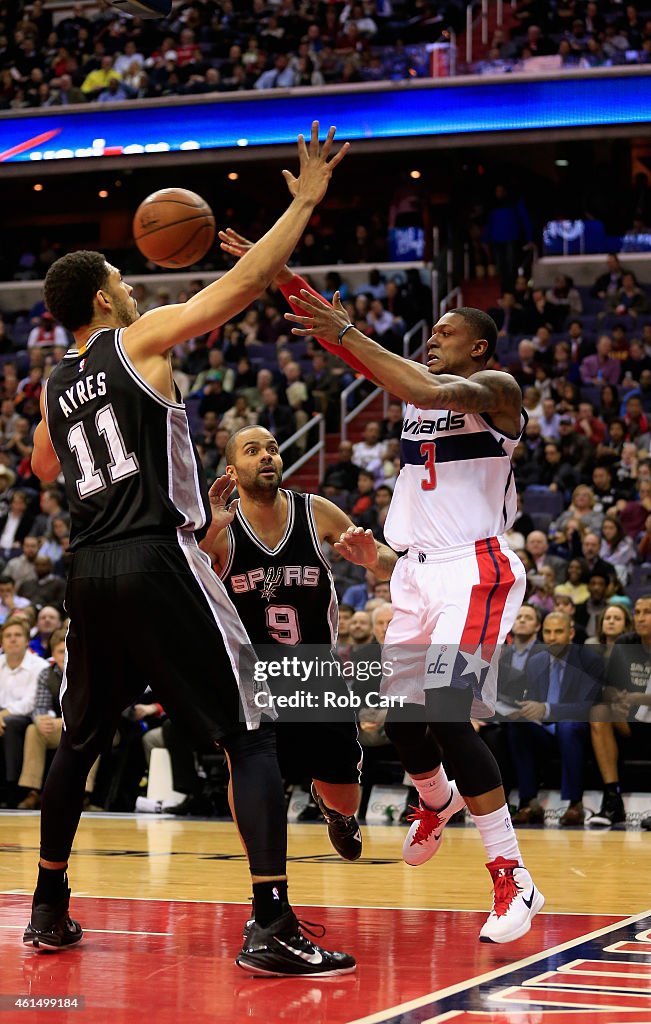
4, 0, 651, 112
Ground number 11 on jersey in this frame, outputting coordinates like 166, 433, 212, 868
420, 441, 437, 491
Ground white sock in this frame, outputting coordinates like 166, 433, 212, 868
412, 765, 452, 811
471, 804, 523, 865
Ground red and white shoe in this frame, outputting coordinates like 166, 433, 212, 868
402, 781, 466, 866
479, 857, 544, 943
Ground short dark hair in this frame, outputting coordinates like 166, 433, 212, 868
224, 424, 273, 465
453, 307, 498, 362
520, 601, 542, 624
44, 251, 110, 332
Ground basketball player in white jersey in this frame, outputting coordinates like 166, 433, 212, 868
284, 292, 544, 945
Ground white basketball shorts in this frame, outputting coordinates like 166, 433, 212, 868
381, 536, 526, 718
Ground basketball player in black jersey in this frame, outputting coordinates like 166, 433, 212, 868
199, 427, 396, 878
24, 124, 358, 978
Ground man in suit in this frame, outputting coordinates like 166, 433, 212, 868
564, 320, 596, 364
478, 603, 542, 806
506, 611, 602, 827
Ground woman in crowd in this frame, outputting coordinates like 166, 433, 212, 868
585, 603, 633, 658
600, 516, 637, 583
555, 557, 590, 605
551, 484, 605, 535
599, 383, 621, 424
528, 564, 557, 614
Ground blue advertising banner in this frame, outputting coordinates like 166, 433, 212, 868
1, 72, 650, 165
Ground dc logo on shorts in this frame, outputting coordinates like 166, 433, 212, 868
418, 552, 426, 563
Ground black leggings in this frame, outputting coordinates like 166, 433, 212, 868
384, 687, 502, 799
41, 723, 287, 877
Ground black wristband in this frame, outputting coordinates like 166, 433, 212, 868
337, 322, 355, 345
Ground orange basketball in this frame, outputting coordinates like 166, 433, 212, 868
132, 188, 216, 268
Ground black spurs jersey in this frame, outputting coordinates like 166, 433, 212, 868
220, 490, 338, 646
44, 327, 210, 550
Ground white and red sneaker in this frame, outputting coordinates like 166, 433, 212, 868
479, 857, 544, 943
402, 782, 466, 866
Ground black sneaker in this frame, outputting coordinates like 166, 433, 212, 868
641, 815, 651, 831
236, 910, 355, 977
23, 889, 83, 951
588, 792, 626, 829
296, 795, 323, 822
311, 784, 362, 861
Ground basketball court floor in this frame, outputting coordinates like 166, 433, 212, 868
1, 812, 650, 1023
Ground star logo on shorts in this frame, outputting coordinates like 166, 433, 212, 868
457, 645, 492, 685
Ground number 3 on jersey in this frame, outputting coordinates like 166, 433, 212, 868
420, 441, 437, 491
68, 403, 139, 498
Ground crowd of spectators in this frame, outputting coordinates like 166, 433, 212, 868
0, 0, 462, 110
4, 0, 651, 113
479, 0, 651, 74
1, 246, 650, 825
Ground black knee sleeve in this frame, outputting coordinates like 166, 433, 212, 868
221, 725, 287, 877
424, 687, 502, 798
383, 706, 442, 776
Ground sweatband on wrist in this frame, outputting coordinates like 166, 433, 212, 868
337, 323, 355, 345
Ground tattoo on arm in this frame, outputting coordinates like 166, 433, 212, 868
374, 544, 397, 580
433, 371, 521, 415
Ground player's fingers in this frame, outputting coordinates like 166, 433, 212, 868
300, 288, 327, 307
208, 476, 227, 498
286, 295, 317, 312
328, 141, 350, 169
282, 311, 313, 323
228, 498, 239, 516
218, 228, 245, 246
320, 125, 336, 160
309, 119, 319, 156
296, 133, 308, 164
228, 228, 253, 246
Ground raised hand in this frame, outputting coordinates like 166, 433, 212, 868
283, 122, 349, 207
285, 288, 350, 344
219, 227, 294, 286
334, 524, 378, 568
218, 227, 255, 261
207, 474, 239, 529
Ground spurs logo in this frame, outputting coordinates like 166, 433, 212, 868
260, 567, 283, 600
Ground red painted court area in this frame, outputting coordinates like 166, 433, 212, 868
0, 894, 634, 1024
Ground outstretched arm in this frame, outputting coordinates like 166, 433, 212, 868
218, 227, 376, 380
124, 123, 348, 355
286, 289, 521, 418
312, 495, 397, 580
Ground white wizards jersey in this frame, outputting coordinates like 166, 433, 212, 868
384, 405, 526, 552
